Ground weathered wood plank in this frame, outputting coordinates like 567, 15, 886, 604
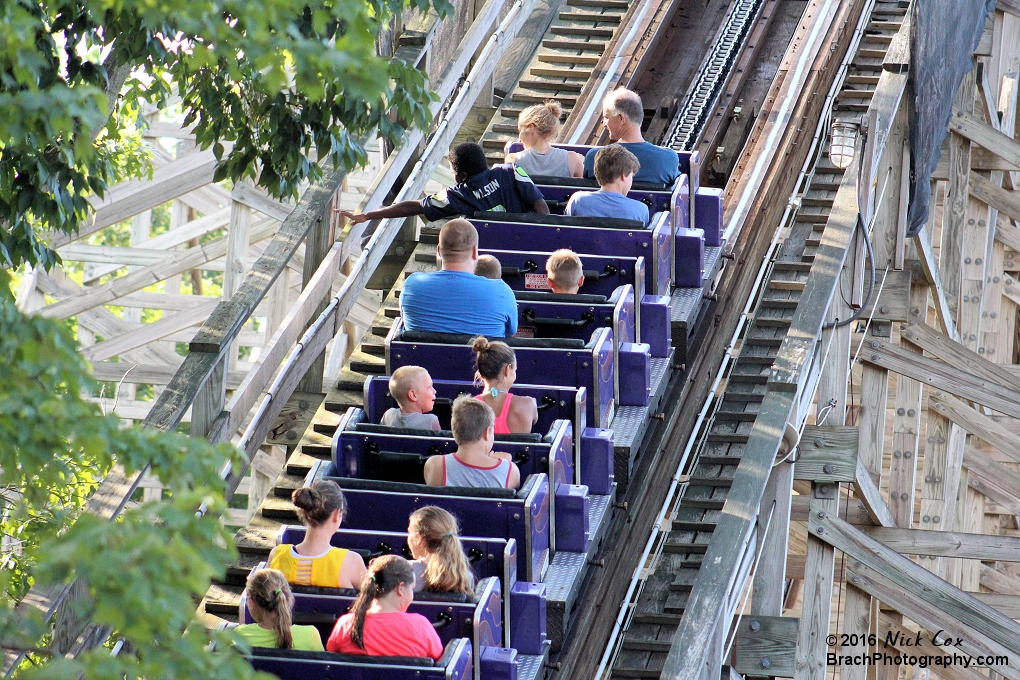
861, 339, 1020, 419
811, 508, 1020, 675
913, 225, 960, 341
79, 301, 217, 363
854, 456, 895, 528
863, 526, 1020, 561
40, 217, 277, 320
899, 321, 1020, 394
951, 111, 1020, 169
932, 392, 1020, 465
733, 617, 798, 677
793, 427, 857, 482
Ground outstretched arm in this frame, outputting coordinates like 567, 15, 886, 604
336, 200, 425, 224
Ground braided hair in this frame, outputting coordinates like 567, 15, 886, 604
246, 569, 295, 648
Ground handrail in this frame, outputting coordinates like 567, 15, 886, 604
1, 0, 531, 669
226, 0, 537, 488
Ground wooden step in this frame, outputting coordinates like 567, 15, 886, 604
517, 78, 586, 92
549, 24, 616, 38
706, 433, 749, 444
512, 88, 579, 105
541, 38, 608, 51
538, 52, 603, 65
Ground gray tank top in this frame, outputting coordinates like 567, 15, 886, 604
513, 147, 572, 178
442, 453, 514, 489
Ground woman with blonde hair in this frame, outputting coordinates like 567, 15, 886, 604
504, 101, 585, 178
326, 555, 444, 659
235, 569, 324, 650
408, 506, 475, 595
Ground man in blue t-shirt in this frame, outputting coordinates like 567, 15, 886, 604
337, 143, 549, 225
399, 218, 518, 337
566, 144, 649, 224
582, 88, 680, 186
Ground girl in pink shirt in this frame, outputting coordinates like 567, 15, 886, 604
326, 555, 444, 660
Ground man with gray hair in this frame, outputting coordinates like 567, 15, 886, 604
583, 88, 680, 186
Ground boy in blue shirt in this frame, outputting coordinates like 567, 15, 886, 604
566, 144, 649, 224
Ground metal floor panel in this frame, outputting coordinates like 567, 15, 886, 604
516, 642, 551, 680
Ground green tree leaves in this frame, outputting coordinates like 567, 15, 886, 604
0, 0, 452, 268
0, 273, 258, 678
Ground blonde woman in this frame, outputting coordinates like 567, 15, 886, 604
505, 101, 584, 178
407, 506, 475, 596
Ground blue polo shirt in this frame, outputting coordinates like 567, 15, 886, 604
400, 270, 518, 337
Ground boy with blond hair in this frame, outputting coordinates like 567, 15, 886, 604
546, 249, 585, 294
474, 254, 503, 280
381, 366, 440, 430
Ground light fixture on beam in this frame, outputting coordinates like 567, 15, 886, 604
828, 120, 860, 170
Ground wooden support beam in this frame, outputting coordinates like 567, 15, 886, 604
50, 148, 225, 248
862, 526, 1020, 561
963, 445, 1020, 516
878, 616, 992, 680
230, 182, 293, 222
951, 111, 1020, 169
810, 507, 1020, 675
793, 426, 857, 482
88, 362, 248, 389
861, 339, 1020, 418
932, 392, 1020, 464
899, 321, 1020, 393
733, 617, 798, 678
971, 171, 1020, 222
40, 217, 276, 320
35, 270, 182, 367
65, 207, 231, 282
853, 456, 895, 528
912, 226, 960, 340
79, 301, 218, 363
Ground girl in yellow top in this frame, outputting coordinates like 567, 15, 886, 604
269, 480, 367, 589
235, 569, 324, 650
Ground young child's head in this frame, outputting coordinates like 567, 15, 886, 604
350, 555, 416, 649
388, 366, 437, 415
408, 506, 475, 595
451, 394, 495, 446
518, 101, 563, 146
594, 144, 641, 193
291, 479, 346, 530
472, 337, 517, 389
450, 142, 490, 184
245, 569, 296, 648
546, 249, 585, 294
474, 254, 502, 279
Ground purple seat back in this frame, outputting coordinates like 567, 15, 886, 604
470, 212, 672, 303
241, 577, 502, 655
326, 475, 550, 582
246, 638, 471, 680
482, 249, 652, 297
332, 408, 574, 488
277, 526, 517, 594
363, 377, 588, 481
386, 319, 615, 429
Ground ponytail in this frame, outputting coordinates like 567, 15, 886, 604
247, 569, 295, 649
410, 507, 475, 596
350, 555, 415, 650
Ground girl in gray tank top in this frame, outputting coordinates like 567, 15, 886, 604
504, 101, 584, 178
